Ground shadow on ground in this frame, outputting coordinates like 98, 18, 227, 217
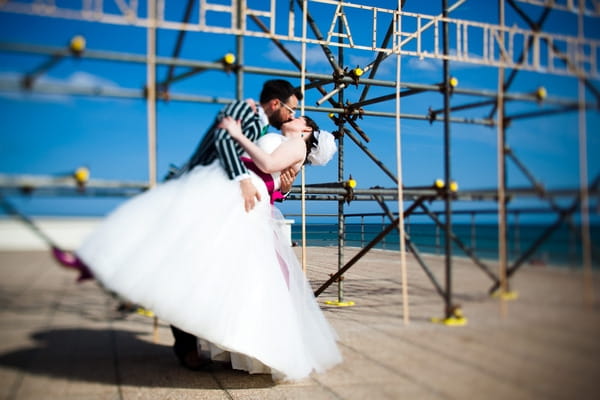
0, 328, 276, 389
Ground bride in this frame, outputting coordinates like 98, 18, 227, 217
75, 114, 341, 382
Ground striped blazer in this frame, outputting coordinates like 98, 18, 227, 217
175, 100, 264, 180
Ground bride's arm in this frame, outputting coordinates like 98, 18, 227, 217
218, 116, 305, 174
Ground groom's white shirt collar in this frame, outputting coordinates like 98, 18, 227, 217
257, 104, 269, 129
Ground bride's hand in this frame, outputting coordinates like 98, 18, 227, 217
218, 116, 243, 139
245, 98, 257, 112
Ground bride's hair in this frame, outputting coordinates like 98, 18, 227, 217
301, 116, 337, 166
300, 115, 319, 163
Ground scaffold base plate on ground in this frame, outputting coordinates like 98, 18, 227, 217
136, 308, 155, 317
431, 316, 468, 326
324, 300, 356, 307
491, 290, 519, 300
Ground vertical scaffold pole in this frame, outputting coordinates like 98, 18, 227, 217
146, 0, 157, 188
235, 0, 244, 99
577, 2, 594, 305
442, 0, 454, 320
336, 4, 346, 304
395, 1, 410, 324
146, 0, 159, 343
301, 0, 308, 274
497, 0, 509, 315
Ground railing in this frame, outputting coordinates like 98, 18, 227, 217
287, 211, 600, 268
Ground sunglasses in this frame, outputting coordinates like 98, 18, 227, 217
279, 101, 296, 116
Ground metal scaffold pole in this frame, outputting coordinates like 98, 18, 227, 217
395, 1, 409, 325
301, 0, 308, 275
442, 0, 455, 322
577, 2, 594, 306
337, 2, 345, 305
497, 0, 510, 315
235, 0, 244, 99
146, 0, 157, 189
146, 0, 159, 342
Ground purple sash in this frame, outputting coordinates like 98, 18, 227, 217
241, 157, 284, 204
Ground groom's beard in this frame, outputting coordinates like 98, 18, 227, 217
269, 119, 283, 130
269, 115, 292, 130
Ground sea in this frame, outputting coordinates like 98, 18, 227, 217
291, 222, 600, 268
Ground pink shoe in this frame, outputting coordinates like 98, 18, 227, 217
51, 246, 94, 282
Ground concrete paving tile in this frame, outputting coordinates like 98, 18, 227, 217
9, 374, 72, 400
0, 367, 23, 400
327, 382, 437, 400
227, 387, 289, 400
271, 384, 341, 400
63, 379, 120, 396
312, 345, 402, 387
121, 385, 231, 400
211, 371, 276, 391
0, 326, 39, 354
118, 359, 223, 390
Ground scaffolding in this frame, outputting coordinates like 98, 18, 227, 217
1, 0, 599, 324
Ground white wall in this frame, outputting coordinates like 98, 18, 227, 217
0, 217, 295, 250
0, 218, 101, 251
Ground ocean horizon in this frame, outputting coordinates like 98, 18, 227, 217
0, 211, 598, 268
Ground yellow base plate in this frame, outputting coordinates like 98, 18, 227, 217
324, 300, 356, 307
136, 308, 155, 317
431, 316, 468, 326
491, 290, 519, 300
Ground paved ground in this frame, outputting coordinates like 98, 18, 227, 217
0, 247, 599, 399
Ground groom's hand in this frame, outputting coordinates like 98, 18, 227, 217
240, 178, 261, 212
279, 167, 297, 194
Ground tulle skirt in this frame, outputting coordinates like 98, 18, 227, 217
76, 161, 341, 381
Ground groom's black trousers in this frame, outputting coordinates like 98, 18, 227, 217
170, 325, 197, 359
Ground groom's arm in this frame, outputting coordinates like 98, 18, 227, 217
214, 100, 263, 211
213, 100, 261, 180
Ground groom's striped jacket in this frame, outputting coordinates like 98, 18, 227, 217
174, 100, 264, 180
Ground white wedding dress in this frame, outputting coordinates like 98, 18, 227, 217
76, 134, 342, 381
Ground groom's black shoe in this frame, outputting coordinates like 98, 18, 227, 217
178, 350, 205, 371
171, 325, 206, 371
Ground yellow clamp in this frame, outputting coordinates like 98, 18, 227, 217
433, 179, 458, 192
328, 112, 342, 125
221, 53, 236, 74
342, 175, 356, 204
69, 35, 86, 55
73, 166, 90, 185
222, 53, 235, 65
535, 86, 547, 101
349, 67, 364, 85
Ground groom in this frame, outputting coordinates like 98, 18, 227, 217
170, 79, 302, 370
171, 79, 301, 212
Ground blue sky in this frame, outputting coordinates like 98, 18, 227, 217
0, 1, 599, 223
